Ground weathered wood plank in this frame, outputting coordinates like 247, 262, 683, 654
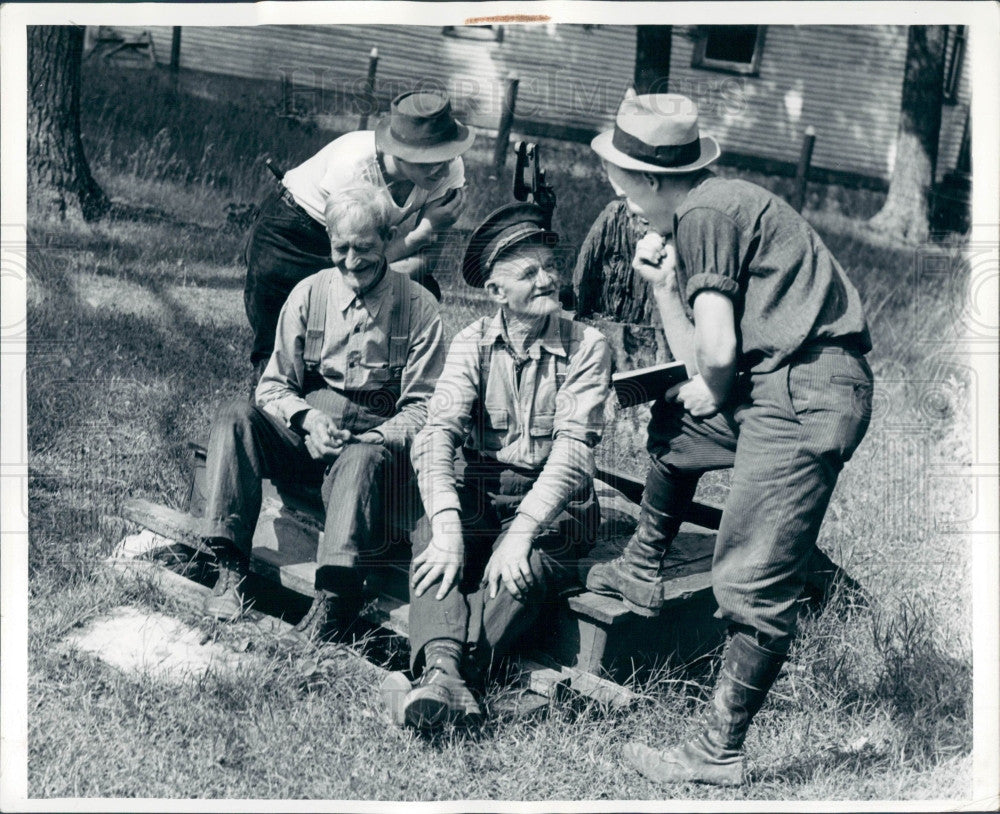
520, 657, 639, 709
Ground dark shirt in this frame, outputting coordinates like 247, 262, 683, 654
673, 176, 871, 373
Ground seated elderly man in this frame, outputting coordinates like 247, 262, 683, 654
199, 185, 445, 641
384, 204, 612, 729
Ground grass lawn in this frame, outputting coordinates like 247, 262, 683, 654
23, 61, 975, 801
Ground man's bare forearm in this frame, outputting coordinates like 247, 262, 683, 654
651, 282, 697, 370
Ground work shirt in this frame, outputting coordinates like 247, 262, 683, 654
412, 310, 611, 529
256, 266, 445, 454
673, 176, 871, 374
282, 130, 464, 231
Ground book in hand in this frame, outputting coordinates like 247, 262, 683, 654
612, 361, 689, 408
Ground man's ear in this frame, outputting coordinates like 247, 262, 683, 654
484, 278, 507, 304
384, 225, 398, 244
642, 172, 662, 193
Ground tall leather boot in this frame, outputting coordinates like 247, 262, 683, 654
585, 466, 697, 616
624, 632, 787, 786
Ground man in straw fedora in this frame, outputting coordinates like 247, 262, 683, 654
243, 90, 474, 382
588, 93, 873, 785
381, 203, 612, 730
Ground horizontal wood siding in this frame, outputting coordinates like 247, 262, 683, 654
669, 25, 911, 180
106, 24, 634, 133
101, 24, 969, 181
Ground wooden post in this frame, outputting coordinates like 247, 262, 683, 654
493, 78, 519, 176
170, 27, 181, 72
792, 126, 816, 212
358, 47, 379, 130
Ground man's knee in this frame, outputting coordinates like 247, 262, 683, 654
212, 398, 258, 435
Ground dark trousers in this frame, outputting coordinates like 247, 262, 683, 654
243, 191, 333, 367
201, 399, 411, 591
408, 452, 600, 674
645, 346, 873, 652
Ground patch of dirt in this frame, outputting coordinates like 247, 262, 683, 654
63, 605, 253, 682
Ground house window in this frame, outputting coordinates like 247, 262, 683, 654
442, 25, 504, 43
943, 25, 965, 104
691, 26, 766, 75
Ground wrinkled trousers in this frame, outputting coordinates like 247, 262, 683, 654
407, 450, 600, 674
201, 399, 413, 591
645, 346, 873, 652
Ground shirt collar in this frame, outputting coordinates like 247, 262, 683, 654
334, 260, 392, 318
479, 310, 567, 360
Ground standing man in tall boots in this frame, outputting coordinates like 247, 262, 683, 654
588, 93, 873, 785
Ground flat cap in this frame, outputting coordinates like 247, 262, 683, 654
462, 203, 558, 288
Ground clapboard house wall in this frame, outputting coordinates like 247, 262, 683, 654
103, 24, 970, 185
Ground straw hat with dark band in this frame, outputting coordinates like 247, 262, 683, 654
462, 203, 558, 288
375, 91, 475, 164
591, 93, 720, 174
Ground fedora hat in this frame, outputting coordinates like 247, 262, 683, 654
375, 91, 475, 164
462, 203, 558, 288
591, 93, 720, 174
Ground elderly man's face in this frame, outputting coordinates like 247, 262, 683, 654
486, 243, 561, 317
329, 222, 389, 290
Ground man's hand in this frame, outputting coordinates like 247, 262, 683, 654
633, 232, 678, 291
665, 374, 720, 418
422, 187, 464, 230
411, 509, 464, 600
482, 530, 535, 601
301, 409, 351, 462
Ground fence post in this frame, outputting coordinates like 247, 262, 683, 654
170, 27, 182, 72
792, 126, 816, 212
358, 47, 379, 130
493, 78, 520, 177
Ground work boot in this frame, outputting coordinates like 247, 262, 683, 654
282, 589, 362, 648
625, 631, 787, 786
402, 659, 484, 731
202, 539, 251, 621
380, 671, 414, 727
586, 466, 697, 616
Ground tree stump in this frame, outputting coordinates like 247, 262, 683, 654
572, 198, 669, 469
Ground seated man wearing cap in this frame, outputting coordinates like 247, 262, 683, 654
386, 204, 612, 729
587, 94, 873, 785
243, 91, 473, 380
199, 184, 445, 640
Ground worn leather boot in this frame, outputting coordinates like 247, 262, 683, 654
282, 588, 362, 648
202, 539, 251, 621
585, 466, 697, 616
625, 632, 786, 786
402, 659, 484, 731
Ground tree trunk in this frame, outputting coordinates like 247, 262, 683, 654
868, 25, 947, 243
634, 25, 672, 94
27, 26, 110, 221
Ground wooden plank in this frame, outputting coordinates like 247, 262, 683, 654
520, 658, 638, 709
661, 570, 714, 606
595, 469, 723, 531
122, 498, 211, 550
566, 591, 632, 626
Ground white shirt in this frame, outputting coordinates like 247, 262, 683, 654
282, 130, 464, 232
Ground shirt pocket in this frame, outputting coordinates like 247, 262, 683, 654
529, 412, 555, 438
361, 362, 393, 384
481, 404, 509, 451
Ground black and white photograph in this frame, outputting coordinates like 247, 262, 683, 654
1, 2, 998, 809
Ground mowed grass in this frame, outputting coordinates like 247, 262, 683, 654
24, 61, 974, 800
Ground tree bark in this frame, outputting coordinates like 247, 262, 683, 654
634, 25, 672, 94
27, 26, 110, 221
868, 25, 948, 243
